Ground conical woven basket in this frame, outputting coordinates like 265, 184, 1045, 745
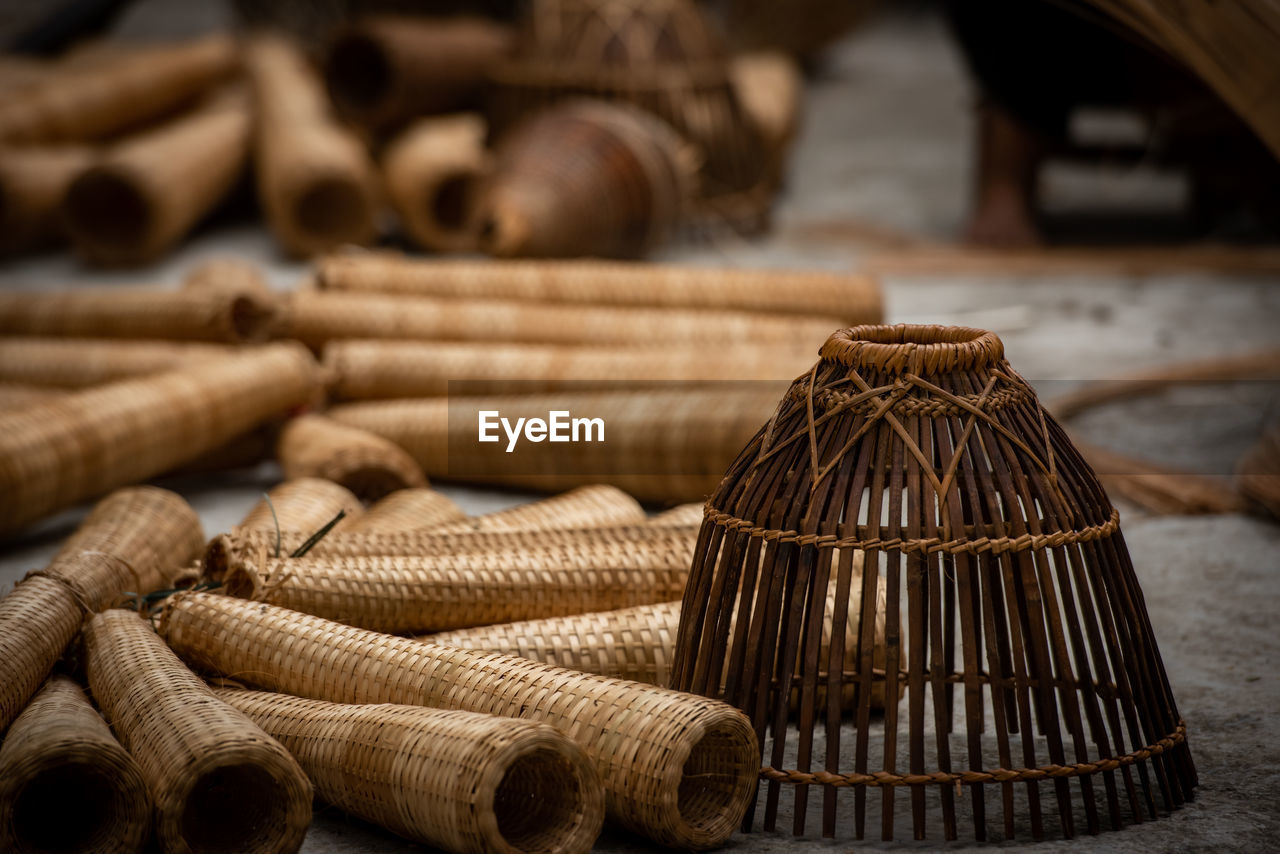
160, 592, 759, 848
0, 675, 150, 854
670, 324, 1197, 841
431, 484, 645, 533
277, 413, 427, 501
84, 610, 312, 854
0, 145, 93, 255
0, 337, 231, 388
216, 688, 605, 854
237, 476, 363, 533
343, 488, 466, 533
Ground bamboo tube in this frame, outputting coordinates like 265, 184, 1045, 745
327, 386, 784, 502
0, 381, 66, 409
0, 337, 232, 387
382, 114, 490, 252
0, 34, 238, 144
0, 487, 203, 730
313, 254, 881, 322
237, 477, 363, 533
0, 286, 277, 343
182, 257, 272, 297
0, 675, 150, 854
431, 484, 645, 534
247, 33, 380, 257
729, 51, 804, 158
277, 413, 427, 501
63, 92, 251, 265
324, 17, 513, 130
342, 487, 465, 533
159, 592, 759, 849
216, 689, 604, 854
282, 290, 840, 349
210, 528, 695, 633
84, 610, 312, 854
0, 343, 318, 536
1238, 427, 1280, 521
323, 339, 818, 399
0, 145, 93, 254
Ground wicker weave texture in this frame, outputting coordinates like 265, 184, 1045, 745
0, 145, 93, 254
217, 689, 605, 854
0, 577, 85, 735
277, 413, 427, 501
431, 484, 645, 533
84, 610, 312, 854
0, 675, 150, 854
344, 488, 466, 533
0, 382, 66, 408
160, 592, 758, 848
0, 337, 232, 388
382, 114, 491, 252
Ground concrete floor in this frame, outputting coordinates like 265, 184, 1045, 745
2, 2, 1279, 851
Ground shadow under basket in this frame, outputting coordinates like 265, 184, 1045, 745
670, 324, 1196, 842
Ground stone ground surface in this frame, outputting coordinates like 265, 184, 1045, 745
2, 1, 1279, 852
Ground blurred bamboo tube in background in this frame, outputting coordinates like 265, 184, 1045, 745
0, 487, 203, 730
382, 114, 490, 252
477, 100, 693, 258
182, 257, 273, 297
315, 254, 882, 321
63, 92, 251, 265
277, 413, 427, 501
0, 55, 49, 98
216, 689, 605, 854
0, 382, 66, 409
84, 610, 312, 854
729, 50, 804, 170
342, 488, 465, 533
0, 344, 317, 536
0, 286, 277, 343
0, 34, 238, 144
246, 33, 379, 257
237, 477, 363, 533
0, 337, 231, 387
0, 676, 150, 854
324, 17, 513, 130
431, 484, 644, 534
0, 145, 93, 255
649, 502, 704, 527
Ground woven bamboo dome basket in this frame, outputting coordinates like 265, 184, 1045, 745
0, 675, 150, 854
344, 487, 466, 532
237, 476, 363, 533
160, 592, 759, 849
85, 610, 313, 854
0, 145, 93, 255
670, 324, 1197, 841
216, 689, 605, 854
0, 337, 231, 387
277, 413, 427, 501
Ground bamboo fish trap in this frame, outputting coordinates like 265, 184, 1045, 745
0, 337, 231, 387
159, 592, 759, 849
216, 689, 605, 854
0, 145, 93, 255
0, 487, 203, 731
0, 675, 150, 854
382, 114, 491, 252
314, 254, 883, 322
431, 483, 645, 533
343, 487, 466, 533
84, 610, 312, 854
670, 324, 1197, 841
0, 343, 317, 536
277, 413, 428, 501
237, 477, 363, 533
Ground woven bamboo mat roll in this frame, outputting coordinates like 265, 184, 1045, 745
285, 288, 837, 350
0, 286, 278, 343
322, 338, 819, 399
430, 484, 645, 534
247, 33, 379, 257
237, 476, 363, 533
327, 386, 784, 502
0, 34, 238, 144
0, 381, 67, 408
0, 675, 150, 854
216, 689, 604, 854
63, 90, 251, 266
0, 336, 232, 387
160, 592, 759, 848
382, 114, 491, 252
343, 488, 466, 533
213, 529, 695, 633
85, 610, 312, 854
277, 413, 427, 502
0, 343, 317, 536
0, 145, 93, 255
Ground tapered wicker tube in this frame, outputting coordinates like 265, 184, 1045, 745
0, 337, 232, 387
0, 675, 150, 854
0, 382, 66, 408
0, 344, 317, 536
0, 487, 203, 730
247, 33, 380, 257
729, 51, 803, 159
477, 100, 693, 258
237, 477, 363, 533
63, 92, 251, 265
159, 592, 759, 848
182, 257, 272, 297
327, 386, 784, 502
84, 610, 312, 854
0, 286, 277, 343
323, 339, 818, 399
343, 488, 465, 533
216, 689, 604, 854
0, 34, 238, 144
324, 17, 513, 130
212, 528, 695, 633
0, 145, 93, 254
283, 290, 838, 349
431, 484, 645, 534
383, 114, 490, 252
277, 413, 427, 501
649, 503, 705, 527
